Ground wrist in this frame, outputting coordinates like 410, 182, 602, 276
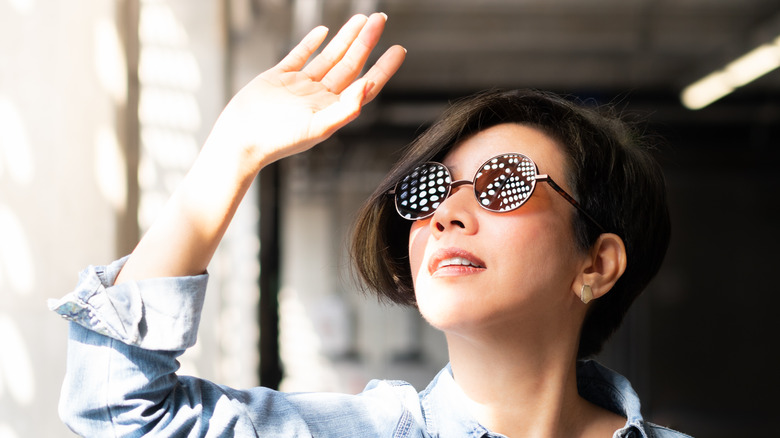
202, 112, 266, 181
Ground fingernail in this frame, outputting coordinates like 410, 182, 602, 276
379, 12, 388, 20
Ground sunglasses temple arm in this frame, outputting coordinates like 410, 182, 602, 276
536, 175, 606, 234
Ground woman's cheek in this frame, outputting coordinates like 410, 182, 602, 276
407, 221, 429, 289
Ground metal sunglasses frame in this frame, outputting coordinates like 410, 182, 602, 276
390, 153, 606, 233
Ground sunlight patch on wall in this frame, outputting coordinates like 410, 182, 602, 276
138, 88, 200, 131
0, 98, 34, 186
140, 46, 201, 91
139, 0, 189, 47
0, 315, 35, 406
94, 126, 128, 213
0, 423, 20, 438
94, 17, 127, 105
136, 0, 202, 231
5, 0, 33, 15
0, 205, 34, 296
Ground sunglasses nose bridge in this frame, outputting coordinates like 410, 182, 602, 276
434, 178, 478, 215
443, 179, 475, 206
449, 179, 473, 190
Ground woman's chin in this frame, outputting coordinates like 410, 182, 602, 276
416, 294, 490, 334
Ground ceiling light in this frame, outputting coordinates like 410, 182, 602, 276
681, 39, 780, 110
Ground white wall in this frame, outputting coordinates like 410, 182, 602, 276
0, 1, 260, 435
0, 2, 123, 436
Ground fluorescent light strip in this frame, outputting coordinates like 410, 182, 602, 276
681, 36, 780, 110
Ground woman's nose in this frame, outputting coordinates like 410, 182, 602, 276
430, 183, 479, 236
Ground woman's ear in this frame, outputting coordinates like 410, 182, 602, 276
576, 233, 627, 302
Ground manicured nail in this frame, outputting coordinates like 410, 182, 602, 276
379, 12, 388, 20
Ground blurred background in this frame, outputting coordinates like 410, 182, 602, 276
1, 0, 779, 436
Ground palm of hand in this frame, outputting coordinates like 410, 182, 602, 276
209, 13, 405, 170
245, 69, 345, 158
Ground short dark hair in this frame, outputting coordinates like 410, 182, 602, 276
350, 89, 671, 358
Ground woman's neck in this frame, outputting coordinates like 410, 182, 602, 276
445, 325, 624, 437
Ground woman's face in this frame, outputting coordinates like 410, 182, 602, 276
408, 123, 587, 337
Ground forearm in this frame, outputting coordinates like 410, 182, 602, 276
116, 133, 263, 283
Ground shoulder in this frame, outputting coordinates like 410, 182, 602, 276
576, 361, 693, 438
359, 379, 429, 436
645, 422, 693, 438
238, 379, 428, 437
362, 378, 424, 415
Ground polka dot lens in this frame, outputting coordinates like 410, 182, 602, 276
474, 154, 537, 212
394, 163, 452, 220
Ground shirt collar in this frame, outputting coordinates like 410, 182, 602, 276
420, 361, 648, 438
577, 359, 649, 437
419, 364, 492, 437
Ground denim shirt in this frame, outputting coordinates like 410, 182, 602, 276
50, 257, 690, 437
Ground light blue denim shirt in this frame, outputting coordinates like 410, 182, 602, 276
50, 257, 690, 437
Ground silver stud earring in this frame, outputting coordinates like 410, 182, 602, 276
580, 284, 593, 304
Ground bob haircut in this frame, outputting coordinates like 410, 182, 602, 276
351, 89, 671, 358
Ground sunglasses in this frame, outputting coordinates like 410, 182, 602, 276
391, 153, 606, 232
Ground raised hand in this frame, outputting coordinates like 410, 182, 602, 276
116, 13, 404, 283
207, 13, 406, 170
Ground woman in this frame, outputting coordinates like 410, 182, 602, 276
51, 13, 689, 437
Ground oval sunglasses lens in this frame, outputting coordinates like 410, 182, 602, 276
394, 163, 451, 220
473, 154, 537, 212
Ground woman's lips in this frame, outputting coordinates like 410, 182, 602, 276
428, 248, 486, 276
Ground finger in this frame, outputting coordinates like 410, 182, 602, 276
275, 25, 329, 72
319, 12, 387, 93
361, 44, 406, 104
302, 14, 369, 81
